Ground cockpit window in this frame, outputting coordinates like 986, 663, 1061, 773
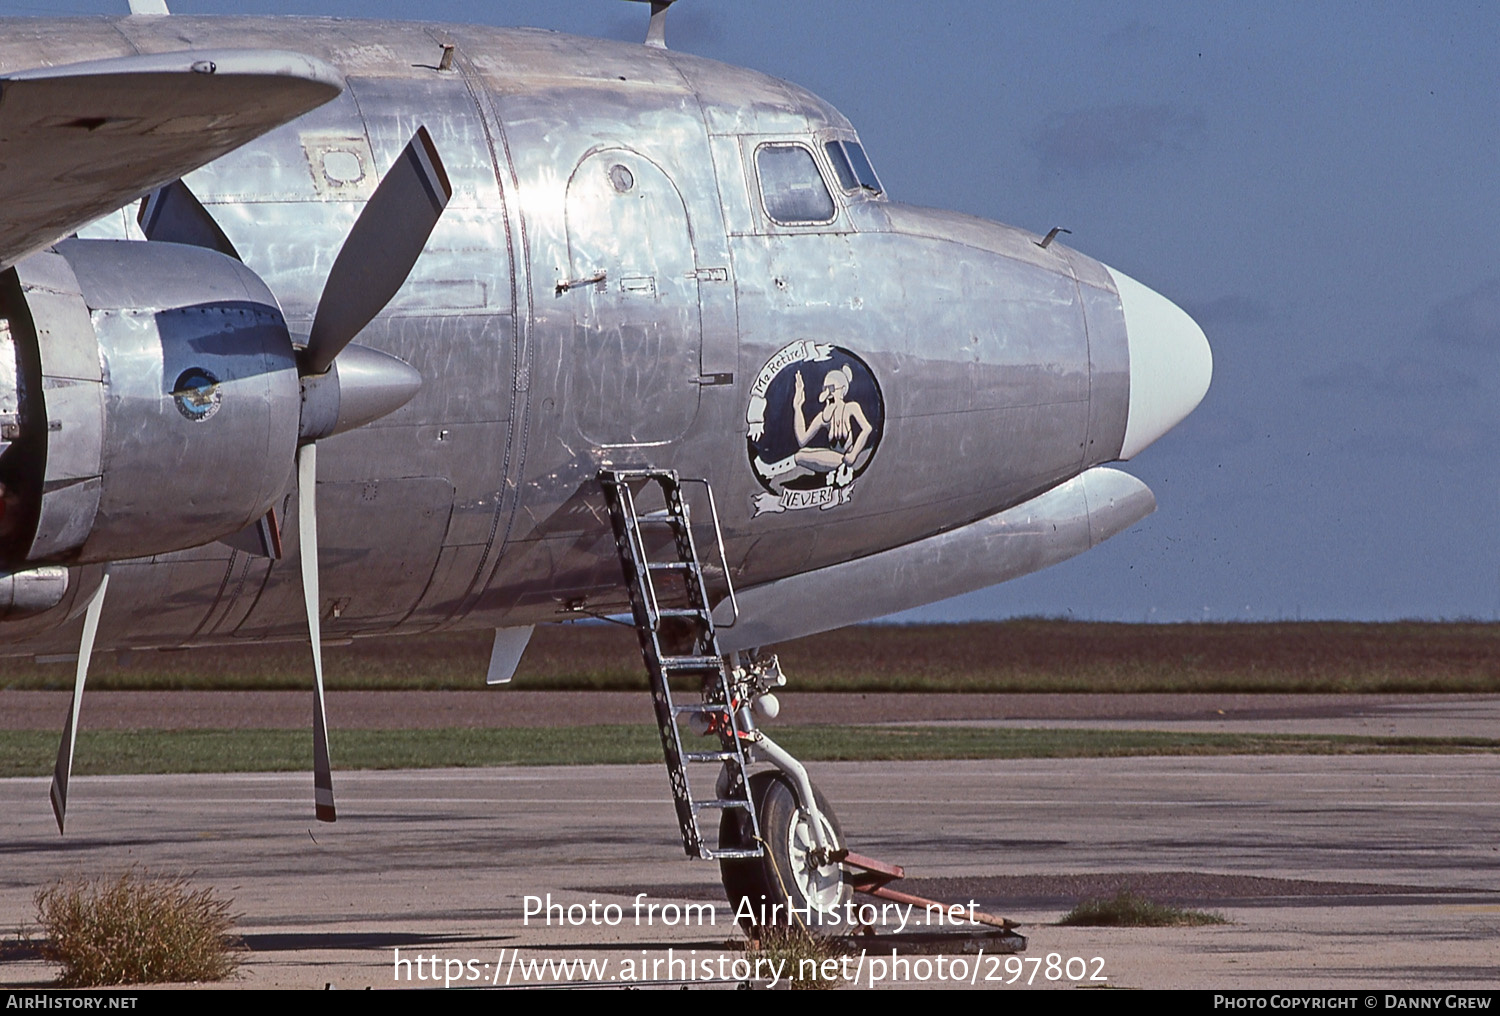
825, 141, 858, 191
825, 139, 883, 196
756, 144, 836, 224
843, 141, 883, 195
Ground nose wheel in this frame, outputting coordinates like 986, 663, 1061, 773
720, 771, 852, 933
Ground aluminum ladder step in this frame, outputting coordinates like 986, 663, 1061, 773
682, 750, 739, 763
660, 655, 725, 671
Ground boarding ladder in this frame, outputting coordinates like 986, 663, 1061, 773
599, 468, 761, 861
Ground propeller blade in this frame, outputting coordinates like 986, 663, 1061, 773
303, 126, 451, 375
49, 574, 109, 834
138, 179, 241, 260
297, 443, 336, 822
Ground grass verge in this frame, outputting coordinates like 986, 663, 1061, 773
1058, 889, 1227, 928
32, 872, 242, 986
1, 725, 1496, 777
3, 621, 1498, 693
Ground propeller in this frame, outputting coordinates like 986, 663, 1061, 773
291, 126, 449, 821
48, 573, 109, 834
136, 125, 451, 825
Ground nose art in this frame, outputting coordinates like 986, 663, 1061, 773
1104, 265, 1212, 460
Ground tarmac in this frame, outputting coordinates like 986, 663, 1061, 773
2, 693, 1498, 990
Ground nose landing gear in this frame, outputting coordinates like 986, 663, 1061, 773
599, 469, 1015, 942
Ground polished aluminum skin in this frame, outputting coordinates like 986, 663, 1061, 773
0, 16, 1211, 656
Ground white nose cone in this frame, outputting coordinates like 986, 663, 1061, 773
1105, 265, 1212, 460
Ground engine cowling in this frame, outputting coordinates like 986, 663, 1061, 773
0, 239, 301, 565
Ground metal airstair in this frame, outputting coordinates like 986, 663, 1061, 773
599, 468, 761, 860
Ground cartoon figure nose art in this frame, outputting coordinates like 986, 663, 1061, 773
746, 342, 885, 515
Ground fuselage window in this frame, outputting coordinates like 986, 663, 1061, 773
756, 144, 836, 225
825, 139, 883, 196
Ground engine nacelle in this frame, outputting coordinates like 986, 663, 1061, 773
0, 239, 301, 565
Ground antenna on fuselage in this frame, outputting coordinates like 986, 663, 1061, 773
626, 0, 677, 50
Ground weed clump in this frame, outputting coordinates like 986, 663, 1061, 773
1058, 889, 1227, 928
747, 927, 848, 990
33, 872, 243, 986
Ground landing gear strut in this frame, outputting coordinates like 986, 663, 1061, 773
715, 651, 852, 932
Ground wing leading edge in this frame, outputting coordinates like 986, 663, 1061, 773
0, 47, 343, 269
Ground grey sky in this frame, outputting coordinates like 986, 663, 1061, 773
3, 0, 1495, 622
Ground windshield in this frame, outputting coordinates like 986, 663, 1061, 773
843, 141, 882, 194
824, 139, 883, 196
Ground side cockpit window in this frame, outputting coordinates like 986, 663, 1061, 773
824, 139, 883, 197
756, 144, 836, 225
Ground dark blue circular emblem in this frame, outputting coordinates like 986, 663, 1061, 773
172, 367, 222, 422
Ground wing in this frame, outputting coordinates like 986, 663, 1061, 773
0, 48, 342, 269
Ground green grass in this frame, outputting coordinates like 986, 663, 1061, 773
1, 725, 1496, 778
1058, 889, 1227, 928
2, 621, 1497, 693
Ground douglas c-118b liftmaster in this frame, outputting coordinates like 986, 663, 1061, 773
0, 1, 1210, 928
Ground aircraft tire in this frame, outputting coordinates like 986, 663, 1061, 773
719, 771, 852, 934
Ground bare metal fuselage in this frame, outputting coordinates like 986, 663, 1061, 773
0, 17, 1206, 656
